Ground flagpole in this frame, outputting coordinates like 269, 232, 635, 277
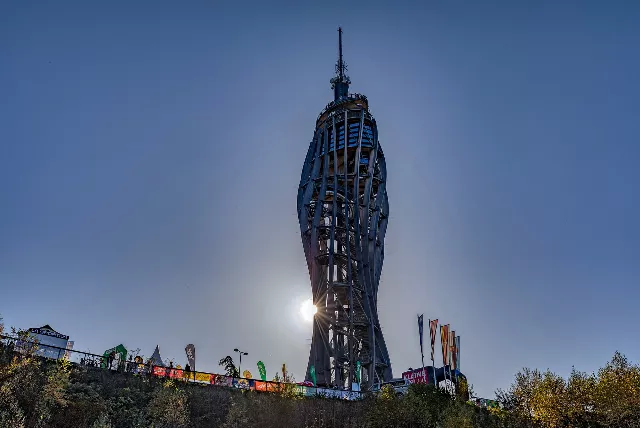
448, 330, 453, 394
448, 330, 452, 394
440, 325, 445, 391
418, 315, 426, 384
450, 329, 454, 394
443, 325, 451, 393
429, 319, 436, 388
455, 336, 460, 394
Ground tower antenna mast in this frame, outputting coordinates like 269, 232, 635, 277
338, 27, 344, 80
331, 27, 350, 100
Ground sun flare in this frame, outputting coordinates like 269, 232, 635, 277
300, 299, 317, 322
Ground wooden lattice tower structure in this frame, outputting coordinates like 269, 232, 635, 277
298, 28, 392, 389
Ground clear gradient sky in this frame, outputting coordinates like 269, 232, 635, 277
1, 1, 639, 398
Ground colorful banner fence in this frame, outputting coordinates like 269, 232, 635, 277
146, 365, 362, 400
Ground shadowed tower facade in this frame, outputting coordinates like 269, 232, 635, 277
297, 28, 392, 389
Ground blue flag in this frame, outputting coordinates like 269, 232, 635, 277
418, 314, 424, 359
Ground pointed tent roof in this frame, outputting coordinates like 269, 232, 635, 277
150, 345, 164, 367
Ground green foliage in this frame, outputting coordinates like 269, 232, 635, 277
0, 328, 47, 426
221, 396, 251, 428
90, 413, 112, 428
33, 358, 72, 427
405, 383, 452, 427
106, 387, 149, 428
0, 385, 26, 428
368, 391, 411, 427
440, 402, 475, 428
50, 382, 107, 427
147, 380, 190, 428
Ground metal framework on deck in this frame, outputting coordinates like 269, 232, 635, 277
298, 28, 392, 390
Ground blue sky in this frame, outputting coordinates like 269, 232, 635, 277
1, 1, 639, 398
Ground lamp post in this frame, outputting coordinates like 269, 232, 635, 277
233, 348, 248, 377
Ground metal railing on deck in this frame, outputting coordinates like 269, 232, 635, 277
316, 93, 369, 123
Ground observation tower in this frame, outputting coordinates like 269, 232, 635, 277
297, 28, 392, 389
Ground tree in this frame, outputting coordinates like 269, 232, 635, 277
146, 380, 189, 428
33, 358, 72, 427
218, 356, 239, 378
457, 377, 471, 402
496, 368, 542, 428
405, 383, 452, 428
528, 370, 566, 428
0, 323, 46, 427
91, 413, 113, 428
593, 351, 640, 427
440, 402, 474, 428
564, 367, 596, 426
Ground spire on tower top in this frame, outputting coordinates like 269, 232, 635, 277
337, 27, 345, 80
331, 27, 350, 100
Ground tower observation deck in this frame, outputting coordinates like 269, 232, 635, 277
297, 28, 392, 389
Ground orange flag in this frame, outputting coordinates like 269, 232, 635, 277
440, 324, 449, 365
449, 330, 456, 370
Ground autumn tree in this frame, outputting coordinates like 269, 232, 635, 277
593, 351, 640, 427
564, 367, 597, 426
529, 370, 566, 428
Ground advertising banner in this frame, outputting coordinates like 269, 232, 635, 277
212, 375, 233, 387
185, 344, 196, 370
28, 326, 69, 340
233, 378, 252, 390
402, 367, 430, 384
152, 366, 183, 379
266, 382, 281, 393
257, 361, 267, 381
185, 371, 211, 383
